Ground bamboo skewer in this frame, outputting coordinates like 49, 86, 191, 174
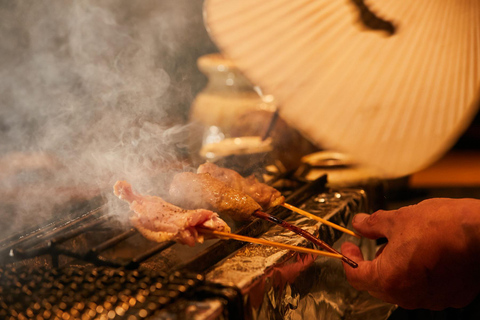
282, 203, 361, 239
198, 228, 343, 260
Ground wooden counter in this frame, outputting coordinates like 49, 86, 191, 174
409, 150, 480, 187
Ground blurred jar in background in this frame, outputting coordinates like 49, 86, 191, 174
189, 53, 273, 151
189, 53, 318, 172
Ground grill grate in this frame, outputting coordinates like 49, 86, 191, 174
0, 265, 229, 320
0, 173, 335, 319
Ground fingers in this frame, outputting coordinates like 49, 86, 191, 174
341, 242, 381, 292
352, 210, 395, 239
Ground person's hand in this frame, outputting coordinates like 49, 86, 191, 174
341, 198, 480, 310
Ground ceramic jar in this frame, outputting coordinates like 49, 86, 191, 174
188, 53, 275, 157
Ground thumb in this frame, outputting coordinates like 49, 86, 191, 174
352, 210, 394, 239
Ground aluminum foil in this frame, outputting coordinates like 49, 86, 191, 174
205, 188, 397, 319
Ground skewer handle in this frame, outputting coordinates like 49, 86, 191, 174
282, 203, 361, 239
199, 228, 343, 260
252, 210, 358, 268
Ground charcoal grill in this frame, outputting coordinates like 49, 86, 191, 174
0, 171, 378, 319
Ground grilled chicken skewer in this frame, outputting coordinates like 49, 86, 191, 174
113, 181, 344, 260
169, 172, 358, 268
198, 162, 360, 238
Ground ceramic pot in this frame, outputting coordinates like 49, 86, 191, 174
188, 53, 275, 160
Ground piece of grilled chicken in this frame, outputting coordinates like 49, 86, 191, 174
114, 180, 231, 247
197, 162, 285, 210
168, 172, 357, 268
169, 172, 260, 221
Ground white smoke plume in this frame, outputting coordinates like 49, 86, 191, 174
0, 0, 217, 234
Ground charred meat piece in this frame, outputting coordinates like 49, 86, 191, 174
197, 162, 285, 210
169, 172, 261, 221
114, 181, 231, 247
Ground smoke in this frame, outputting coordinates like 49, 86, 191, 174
0, 0, 217, 233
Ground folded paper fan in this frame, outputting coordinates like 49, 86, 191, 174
204, 0, 480, 178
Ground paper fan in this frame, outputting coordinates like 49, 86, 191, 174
204, 0, 480, 178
